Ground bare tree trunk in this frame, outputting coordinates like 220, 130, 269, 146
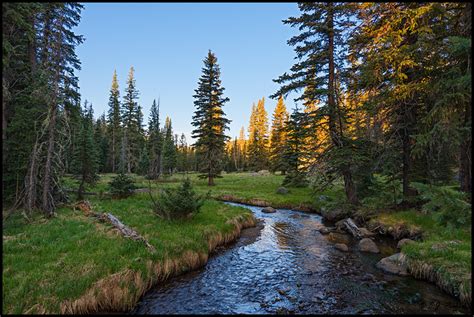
24, 136, 40, 211
42, 12, 62, 217
42, 104, 58, 216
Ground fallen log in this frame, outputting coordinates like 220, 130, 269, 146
343, 218, 362, 239
96, 213, 156, 253
74, 200, 156, 253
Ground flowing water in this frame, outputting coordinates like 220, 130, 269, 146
132, 202, 469, 314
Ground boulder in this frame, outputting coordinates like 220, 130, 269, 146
359, 238, 380, 253
334, 243, 349, 252
397, 238, 415, 249
261, 206, 276, 213
276, 187, 289, 195
258, 170, 270, 176
376, 253, 409, 276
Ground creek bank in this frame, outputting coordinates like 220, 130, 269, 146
321, 213, 470, 308
59, 211, 257, 314
216, 198, 469, 308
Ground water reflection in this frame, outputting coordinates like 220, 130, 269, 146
132, 202, 469, 315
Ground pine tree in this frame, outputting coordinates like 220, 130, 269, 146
147, 99, 163, 178
161, 116, 177, 175
121, 66, 141, 173
272, 2, 359, 204
2, 3, 43, 203
282, 105, 308, 187
191, 50, 231, 186
247, 98, 269, 171
137, 142, 150, 176
269, 96, 289, 174
24, 3, 84, 215
237, 126, 247, 171
94, 113, 109, 173
177, 133, 188, 172
106, 70, 121, 173
71, 101, 99, 199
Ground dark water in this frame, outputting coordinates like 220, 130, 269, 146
132, 202, 469, 314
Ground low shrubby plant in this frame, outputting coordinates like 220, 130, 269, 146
412, 182, 471, 227
150, 178, 208, 220
109, 172, 136, 198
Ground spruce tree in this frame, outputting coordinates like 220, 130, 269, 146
269, 96, 289, 174
147, 99, 163, 178
71, 101, 99, 199
161, 117, 177, 175
282, 105, 308, 187
94, 113, 109, 173
191, 50, 231, 185
272, 2, 359, 204
121, 66, 141, 173
247, 98, 269, 171
25, 3, 84, 215
177, 133, 188, 172
106, 70, 121, 173
137, 142, 150, 176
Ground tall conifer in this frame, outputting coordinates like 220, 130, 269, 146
191, 50, 231, 185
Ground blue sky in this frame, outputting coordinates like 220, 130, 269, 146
76, 3, 300, 142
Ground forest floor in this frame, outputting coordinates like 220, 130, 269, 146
2, 172, 471, 313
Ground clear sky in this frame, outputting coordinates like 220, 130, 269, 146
75, 3, 300, 142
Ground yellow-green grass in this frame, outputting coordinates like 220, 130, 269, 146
370, 210, 471, 307
3, 194, 255, 314
63, 172, 320, 211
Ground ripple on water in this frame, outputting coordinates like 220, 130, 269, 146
132, 202, 470, 315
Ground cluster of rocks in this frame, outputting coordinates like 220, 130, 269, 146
316, 216, 417, 277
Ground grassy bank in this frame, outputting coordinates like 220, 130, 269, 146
368, 210, 471, 307
4, 172, 471, 312
3, 193, 255, 314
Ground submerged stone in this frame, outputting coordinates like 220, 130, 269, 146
334, 243, 349, 252
262, 206, 276, 213
359, 238, 380, 253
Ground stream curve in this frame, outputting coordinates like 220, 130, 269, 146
132, 202, 468, 314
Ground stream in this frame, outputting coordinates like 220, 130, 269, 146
132, 202, 469, 314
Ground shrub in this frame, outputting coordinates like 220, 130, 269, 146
109, 172, 136, 198
150, 178, 208, 220
411, 182, 471, 227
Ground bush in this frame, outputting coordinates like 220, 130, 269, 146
412, 182, 471, 227
109, 172, 136, 198
150, 178, 208, 220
